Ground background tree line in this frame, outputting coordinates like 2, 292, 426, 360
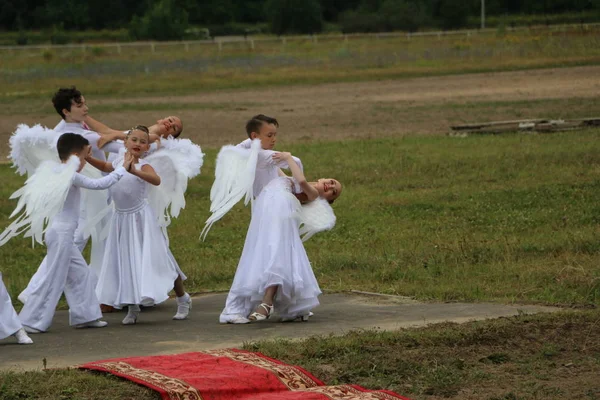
0, 0, 599, 41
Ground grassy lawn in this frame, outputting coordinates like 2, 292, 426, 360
2, 129, 600, 306
1, 130, 599, 399
1, 309, 599, 399
1, 27, 599, 101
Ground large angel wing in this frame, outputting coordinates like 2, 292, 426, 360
296, 197, 337, 242
0, 157, 79, 247
200, 139, 261, 240
145, 137, 204, 228
9, 124, 61, 176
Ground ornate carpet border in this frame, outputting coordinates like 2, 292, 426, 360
203, 348, 324, 390
79, 349, 411, 400
81, 360, 201, 400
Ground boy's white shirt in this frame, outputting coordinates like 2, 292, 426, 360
54, 120, 123, 160
236, 138, 303, 198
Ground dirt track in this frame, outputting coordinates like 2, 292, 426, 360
2, 65, 599, 156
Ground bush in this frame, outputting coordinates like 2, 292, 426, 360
380, 0, 431, 32
339, 10, 384, 33
42, 49, 54, 61
205, 22, 268, 37
265, 0, 323, 35
49, 25, 70, 44
129, 0, 189, 41
90, 46, 107, 56
438, 0, 471, 29
15, 31, 28, 46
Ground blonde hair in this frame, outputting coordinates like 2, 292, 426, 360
127, 125, 150, 140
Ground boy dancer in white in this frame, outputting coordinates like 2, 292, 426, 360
18, 87, 124, 304
0, 273, 33, 344
10, 133, 129, 332
217, 115, 304, 324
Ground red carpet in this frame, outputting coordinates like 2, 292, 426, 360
79, 349, 411, 400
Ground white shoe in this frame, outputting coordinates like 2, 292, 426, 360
280, 311, 314, 322
14, 328, 33, 344
76, 320, 108, 329
23, 325, 44, 334
219, 314, 250, 324
122, 305, 141, 325
173, 294, 192, 320
248, 303, 273, 322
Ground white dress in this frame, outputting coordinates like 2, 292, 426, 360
0, 272, 22, 339
222, 176, 322, 319
95, 159, 181, 308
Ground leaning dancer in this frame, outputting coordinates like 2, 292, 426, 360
228, 151, 342, 322
0, 273, 33, 344
0, 133, 128, 333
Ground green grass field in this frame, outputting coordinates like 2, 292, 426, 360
2, 309, 599, 399
1, 26, 599, 101
2, 130, 600, 307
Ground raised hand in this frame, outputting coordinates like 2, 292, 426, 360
273, 152, 292, 163
123, 153, 134, 171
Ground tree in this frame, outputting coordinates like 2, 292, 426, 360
42, 0, 90, 30
380, 0, 430, 31
129, 0, 189, 41
265, 0, 323, 35
437, 0, 470, 29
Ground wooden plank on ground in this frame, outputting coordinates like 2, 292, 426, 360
450, 118, 600, 134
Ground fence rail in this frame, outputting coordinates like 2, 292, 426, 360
1, 22, 599, 52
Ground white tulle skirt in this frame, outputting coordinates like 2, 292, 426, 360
95, 201, 182, 308
222, 177, 321, 319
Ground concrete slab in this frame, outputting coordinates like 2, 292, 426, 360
0, 292, 559, 370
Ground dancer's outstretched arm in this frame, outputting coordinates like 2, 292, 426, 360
85, 116, 126, 141
273, 152, 318, 201
86, 116, 161, 149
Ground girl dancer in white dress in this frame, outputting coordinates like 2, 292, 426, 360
223, 151, 342, 322
0, 273, 32, 344
86, 126, 185, 325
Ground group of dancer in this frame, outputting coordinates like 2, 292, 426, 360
0, 87, 343, 346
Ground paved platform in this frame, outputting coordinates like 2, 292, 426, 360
0, 292, 559, 370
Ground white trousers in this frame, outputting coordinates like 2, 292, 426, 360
0, 273, 22, 340
18, 216, 91, 304
18, 224, 101, 331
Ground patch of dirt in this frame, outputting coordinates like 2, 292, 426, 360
2, 65, 600, 158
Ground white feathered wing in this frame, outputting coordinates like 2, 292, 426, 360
145, 137, 204, 230
296, 197, 337, 242
0, 156, 79, 247
9, 124, 61, 176
200, 139, 261, 240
